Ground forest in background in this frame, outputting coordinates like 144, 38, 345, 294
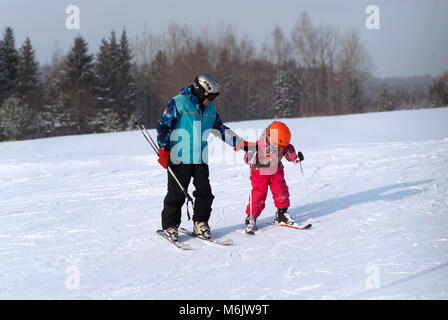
1, 12, 447, 142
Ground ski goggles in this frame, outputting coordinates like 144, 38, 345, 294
207, 92, 219, 101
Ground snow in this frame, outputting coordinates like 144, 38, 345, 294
0, 107, 447, 299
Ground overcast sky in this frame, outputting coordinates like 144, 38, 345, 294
1, 0, 447, 78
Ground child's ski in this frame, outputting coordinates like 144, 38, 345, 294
179, 228, 233, 246
156, 230, 192, 250
268, 222, 312, 230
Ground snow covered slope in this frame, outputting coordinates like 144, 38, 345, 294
0, 108, 447, 299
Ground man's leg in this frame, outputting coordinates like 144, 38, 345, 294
191, 164, 214, 224
161, 163, 193, 230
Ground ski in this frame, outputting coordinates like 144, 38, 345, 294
179, 228, 233, 246
268, 222, 312, 230
156, 230, 192, 250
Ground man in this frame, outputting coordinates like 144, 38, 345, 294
156, 74, 249, 241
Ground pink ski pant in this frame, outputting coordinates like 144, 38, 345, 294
246, 166, 290, 218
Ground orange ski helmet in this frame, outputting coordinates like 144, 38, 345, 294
267, 121, 291, 149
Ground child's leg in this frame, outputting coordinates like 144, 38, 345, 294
245, 169, 270, 219
269, 166, 290, 210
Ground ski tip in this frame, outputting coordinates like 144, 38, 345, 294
157, 230, 192, 250
268, 222, 312, 230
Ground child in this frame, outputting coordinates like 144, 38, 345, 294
244, 121, 304, 234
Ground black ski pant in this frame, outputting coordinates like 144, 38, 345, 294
161, 163, 214, 230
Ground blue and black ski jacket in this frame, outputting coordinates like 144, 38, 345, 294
157, 86, 242, 164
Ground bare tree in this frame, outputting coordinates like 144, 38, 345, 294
336, 29, 372, 114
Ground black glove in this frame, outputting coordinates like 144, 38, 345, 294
297, 151, 304, 162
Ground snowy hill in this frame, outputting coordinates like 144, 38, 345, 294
0, 107, 447, 299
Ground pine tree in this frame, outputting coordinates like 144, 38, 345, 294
94, 30, 131, 132
0, 27, 19, 105
429, 75, 448, 107
273, 62, 299, 118
273, 67, 289, 117
376, 87, 395, 112
90, 111, 121, 133
15, 37, 43, 139
95, 37, 113, 112
0, 96, 31, 141
57, 35, 96, 134
107, 30, 120, 115
117, 29, 136, 128
16, 37, 39, 100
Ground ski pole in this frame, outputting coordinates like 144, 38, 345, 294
297, 160, 313, 222
249, 168, 253, 221
136, 121, 194, 220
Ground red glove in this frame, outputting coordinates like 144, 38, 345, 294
158, 148, 170, 169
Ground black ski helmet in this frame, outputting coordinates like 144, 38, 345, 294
192, 73, 220, 102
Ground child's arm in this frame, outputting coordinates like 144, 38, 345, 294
244, 143, 258, 165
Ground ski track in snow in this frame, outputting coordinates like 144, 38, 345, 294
0, 108, 447, 299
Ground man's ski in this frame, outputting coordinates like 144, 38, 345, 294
268, 222, 312, 230
179, 228, 233, 246
156, 230, 192, 250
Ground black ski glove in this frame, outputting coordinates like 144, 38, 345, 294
297, 151, 304, 162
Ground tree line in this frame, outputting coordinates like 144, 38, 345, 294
0, 12, 443, 142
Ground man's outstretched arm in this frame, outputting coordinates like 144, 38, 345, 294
212, 112, 243, 148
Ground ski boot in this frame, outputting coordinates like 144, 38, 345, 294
193, 221, 211, 239
164, 226, 179, 241
274, 208, 297, 226
245, 215, 257, 235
